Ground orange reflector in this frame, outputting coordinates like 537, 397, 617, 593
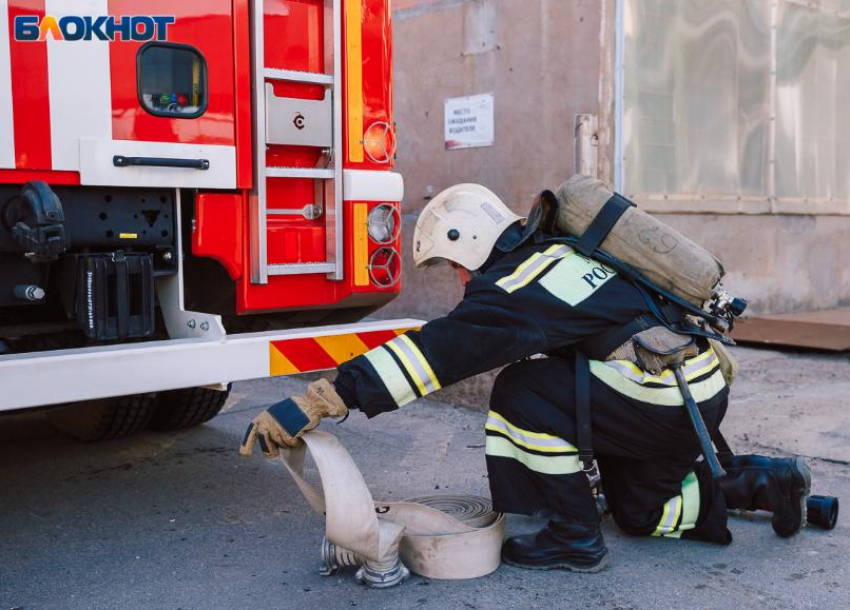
353, 203, 369, 286
346, 0, 364, 163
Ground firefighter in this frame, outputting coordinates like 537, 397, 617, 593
240, 183, 811, 573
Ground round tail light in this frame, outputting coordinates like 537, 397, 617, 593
368, 247, 401, 288
362, 121, 396, 164
366, 204, 401, 244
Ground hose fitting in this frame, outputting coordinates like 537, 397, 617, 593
319, 537, 409, 588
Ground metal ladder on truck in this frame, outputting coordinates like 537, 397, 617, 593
250, 0, 344, 284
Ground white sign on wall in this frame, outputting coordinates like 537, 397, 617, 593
444, 93, 494, 150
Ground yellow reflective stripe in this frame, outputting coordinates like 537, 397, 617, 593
607, 349, 718, 387
683, 360, 720, 384
590, 364, 726, 406
496, 245, 569, 293
679, 349, 719, 382
668, 497, 683, 534
654, 471, 701, 538
507, 253, 563, 292
485, 426, 576, 453
384, 335, 441, 397
485, 435, 581, 475
484, 416, 578, 453
384, 339, 427, 396
612, 348, 717, 383
495, 254, 542, 291
487, 411, 563, 440
399, 334, 442, 392
364, 346, 417, 407
507, 245, 568, 291
679, 471, 700, 531
652, 494, 683, 536
496, 251, 545, 288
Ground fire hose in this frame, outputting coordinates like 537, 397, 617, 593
277, 429, 505, 588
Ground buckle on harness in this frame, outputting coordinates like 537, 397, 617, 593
579, 451, 596, 473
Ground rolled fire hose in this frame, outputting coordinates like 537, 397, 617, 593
277, 429, 505, 588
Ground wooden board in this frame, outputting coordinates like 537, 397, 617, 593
730, 308, 850, 351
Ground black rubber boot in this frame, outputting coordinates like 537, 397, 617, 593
719, 454, 811, 537
501, 519, 609, 572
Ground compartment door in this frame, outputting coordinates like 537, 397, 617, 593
78, 0, 236, 188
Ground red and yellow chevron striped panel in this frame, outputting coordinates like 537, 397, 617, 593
269, 327, 418, 376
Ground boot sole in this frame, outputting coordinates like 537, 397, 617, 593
502, 552, 610, 573
776, 456, 811, 538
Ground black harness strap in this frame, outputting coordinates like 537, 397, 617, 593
575, 304, 685, 360
544, 193, 735, 477
575, 351, 594, 472
713, 429, 735, 467
575, 193, 635, 257
577, 314, 658, 360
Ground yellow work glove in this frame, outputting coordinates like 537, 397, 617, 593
239, 379, 348, 458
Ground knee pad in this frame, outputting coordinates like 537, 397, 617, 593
610, 507, 658, 537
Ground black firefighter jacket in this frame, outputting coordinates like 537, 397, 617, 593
333, 238, 726, 417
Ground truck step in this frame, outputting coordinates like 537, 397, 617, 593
268, 262, 337, 276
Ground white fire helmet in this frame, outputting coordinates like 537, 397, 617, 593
413, 184, 523, 270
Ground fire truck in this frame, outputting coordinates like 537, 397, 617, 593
0, 0, 419, 440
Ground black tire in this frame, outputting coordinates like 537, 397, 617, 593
48, 393, 158, 442
149, 385, 231, 431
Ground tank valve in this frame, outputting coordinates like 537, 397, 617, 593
13, 284, 46, 301
320, 537, 409, 588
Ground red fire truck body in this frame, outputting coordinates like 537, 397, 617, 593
0, 0, 415, 437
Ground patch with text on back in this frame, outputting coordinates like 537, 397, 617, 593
538, 252, 617, 306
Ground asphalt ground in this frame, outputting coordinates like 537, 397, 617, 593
1, 346, 849, 610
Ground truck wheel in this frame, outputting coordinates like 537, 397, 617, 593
48, 393, 158, 442
149, 385, 231, 431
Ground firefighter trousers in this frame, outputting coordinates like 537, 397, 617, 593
485, 355, 732, 544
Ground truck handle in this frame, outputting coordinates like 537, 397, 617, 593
113, 156, 210, 170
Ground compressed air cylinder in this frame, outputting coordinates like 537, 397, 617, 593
554, 175, 725, 307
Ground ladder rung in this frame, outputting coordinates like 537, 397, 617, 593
268, 208, 308, 215
268, 262, 336, 276
265, 68, 333, 86
266, 167, 334, 180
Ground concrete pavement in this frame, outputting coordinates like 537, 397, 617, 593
1, 346, 848, 609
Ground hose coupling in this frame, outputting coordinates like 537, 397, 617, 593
319, 537, 409, 588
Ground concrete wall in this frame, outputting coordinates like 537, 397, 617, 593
657, 214, 850, 316
392, 0, 601, 210
374, 0, 850, 409
377, 0, 603, 409
382, 0, 602, 320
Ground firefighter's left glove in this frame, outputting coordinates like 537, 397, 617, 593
239, 379, 348, 458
